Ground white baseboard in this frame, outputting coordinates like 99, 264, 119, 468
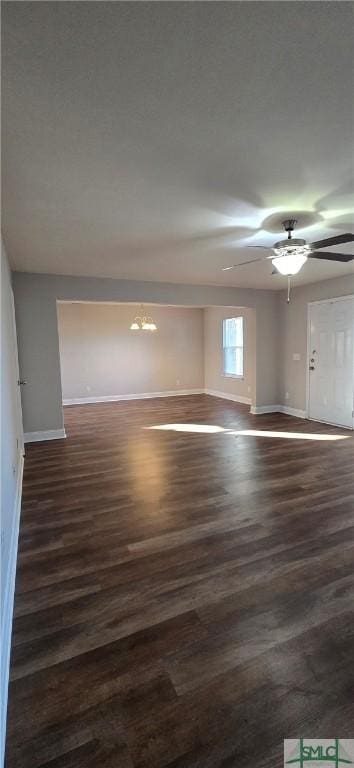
204, 389, 251, 405
250, 404, 281, 415
24, 428, 66, 443
63, 389, 204, 405
280, 405, 307, 419
250, 404, 307, 418
63, 389, 252, 407
1, 454, 24, 767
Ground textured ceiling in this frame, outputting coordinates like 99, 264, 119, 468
2, 1, 354, 289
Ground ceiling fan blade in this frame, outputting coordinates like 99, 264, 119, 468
246, 244, 270, 249
309, 233, 354, 250
222, 255, 271, 271
309, 251, 354, 263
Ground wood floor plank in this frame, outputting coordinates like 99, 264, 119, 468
166, 572, 354, 694
121, 611, 354, 767
6, 395, 354, 767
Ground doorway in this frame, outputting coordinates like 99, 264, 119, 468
308, 297, 354, 429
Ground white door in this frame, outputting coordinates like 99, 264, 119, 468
308, 298, 354, 429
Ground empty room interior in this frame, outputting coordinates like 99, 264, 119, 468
1, 2, 354, 767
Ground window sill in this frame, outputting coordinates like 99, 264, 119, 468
222, 374, 244, 380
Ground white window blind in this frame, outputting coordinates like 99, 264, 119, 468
223, 317, 244, 377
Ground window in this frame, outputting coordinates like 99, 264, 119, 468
223, 316, 244, 377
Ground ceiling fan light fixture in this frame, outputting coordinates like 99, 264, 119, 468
272, 252, 308, 275
130, 321, 140, 330
272, 245, 309, 275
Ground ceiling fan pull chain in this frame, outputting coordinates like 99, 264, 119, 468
287, 276, 291, 304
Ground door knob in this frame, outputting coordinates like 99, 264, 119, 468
18, 379, 27, 386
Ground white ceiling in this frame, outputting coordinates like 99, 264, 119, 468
2, 1, 353, 289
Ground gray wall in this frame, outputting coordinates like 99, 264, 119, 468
279, 274, 354, 411
58, 302, 204, 399
204, 306, 256, 400
0, 243, 23, 762
13, 272, 281, 433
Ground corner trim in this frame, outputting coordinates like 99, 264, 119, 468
63, 390, 204, 405
24, 428, 66, 443
1, 454, 24, 767
204, 389, 251, 405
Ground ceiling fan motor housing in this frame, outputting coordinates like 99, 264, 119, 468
273, 237, 308, 252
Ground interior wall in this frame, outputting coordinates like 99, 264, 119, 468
204, 306, 256, 402
57, 302, 204, 400
15, 269, 352, 429
13, 272, 281, 434
279, 274, 354, 412
0, 242, 23, 765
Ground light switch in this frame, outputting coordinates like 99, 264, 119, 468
292, 353, 301, 361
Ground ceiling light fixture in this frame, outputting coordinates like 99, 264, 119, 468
271, 245, 309, 275
130, 307, 158, 331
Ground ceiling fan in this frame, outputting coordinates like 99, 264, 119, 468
222, 219, 354, 276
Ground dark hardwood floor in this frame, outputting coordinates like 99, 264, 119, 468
6, 395, 354, 767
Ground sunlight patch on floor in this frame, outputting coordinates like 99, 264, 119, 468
144, 424, 350, 440
227, 429, 349, 441
145, 423, 225, 433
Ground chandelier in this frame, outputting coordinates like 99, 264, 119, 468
130, 306, 157, 331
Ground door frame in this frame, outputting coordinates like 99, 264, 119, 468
10, 287, 25, 455
306, 294, 354, 429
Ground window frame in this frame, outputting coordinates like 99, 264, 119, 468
222, 316, 244, 379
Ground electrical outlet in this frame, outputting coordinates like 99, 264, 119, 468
285, 392, 290, 400
176, 379, 180, 386
247, 386, 251, 393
